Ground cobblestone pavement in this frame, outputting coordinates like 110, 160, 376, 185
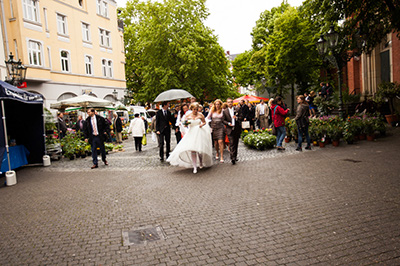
1, 129, 400, 265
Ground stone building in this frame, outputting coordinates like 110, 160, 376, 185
0, 0, 126, 108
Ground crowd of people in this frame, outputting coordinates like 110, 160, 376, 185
56, 92, 324, 171
149, 95, 317, 174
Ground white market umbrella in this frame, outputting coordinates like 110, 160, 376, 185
50, 94, 112, 110
154, 89, 193, 102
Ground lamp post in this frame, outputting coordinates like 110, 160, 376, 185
316, 26, 344, 117
112, 89, 118, 102
5, 53, 27, 87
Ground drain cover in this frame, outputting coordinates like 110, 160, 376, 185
122, 225, 166, 246
342, 159, 362, 163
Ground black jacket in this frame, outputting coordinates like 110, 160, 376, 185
113, 117, 123, 132
84, 115, 110, 144
156, 109, 174, 134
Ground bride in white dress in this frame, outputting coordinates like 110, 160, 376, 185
167, 102, 213, 173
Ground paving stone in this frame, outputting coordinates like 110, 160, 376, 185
0, 128, 399, 265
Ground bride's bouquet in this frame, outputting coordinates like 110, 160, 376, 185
182, 119, 191, 127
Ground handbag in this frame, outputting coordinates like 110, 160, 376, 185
151, 132, 157, 142
269, 122, 276, 135
142, 134, 147, 146
270, 106, 278, 135
241, 121, 250, 129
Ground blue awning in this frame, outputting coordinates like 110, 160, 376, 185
0, 80, 43, 104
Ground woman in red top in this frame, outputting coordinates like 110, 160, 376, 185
271, 96, 290, 150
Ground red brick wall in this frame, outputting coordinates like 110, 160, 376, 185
392, 31, 400, 83
346, 57, 361, 94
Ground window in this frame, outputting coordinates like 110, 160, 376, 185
22, 0, 39, 22
97, 0, 108, 17
102, 59, 112, 77
28, 40, 42, 66
107, 60, 113, 77
102, 59, 107, 77
82, 23, 90, 42
102, 1, 108, 17
57, 14, 67, 35
99, 28, 111, 47
60, 50, 70, 72
96, 0, 101, 15
43, 8, 48, 31
85, 55, 93, 75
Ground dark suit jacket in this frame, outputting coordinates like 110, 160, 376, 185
240, 104, 250, 120
113, 117, 123, 132
57, 117, 68, 133
156, 109, 174, 134
222, 106, 243, 136
84, 115, 109, 144
75, 119, 86, 132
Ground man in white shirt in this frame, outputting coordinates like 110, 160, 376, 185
222, 98, 243, 165
255, 99, 270, 129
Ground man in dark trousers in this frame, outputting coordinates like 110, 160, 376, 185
223, 98, 243, 165
156, 102, 174, 161
84, 108, 110, 169
57, 112, 68, 139
112, 113, 123, 143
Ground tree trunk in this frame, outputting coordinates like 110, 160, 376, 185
291, 83, 295, 116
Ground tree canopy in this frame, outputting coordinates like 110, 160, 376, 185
232, 2, 320, 100
300, 0, 400, 54
119, 0, 235, 103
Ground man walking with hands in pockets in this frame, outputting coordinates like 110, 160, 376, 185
84, 108, 109, 169
156, 102, 174, 161
223, 98, 243, 165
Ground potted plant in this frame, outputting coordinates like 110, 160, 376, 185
343, 118, 355, 144
363, 117, 376, 140
375, 82, 400, 125
284, 117, 292, 141
327, 124, 343, 146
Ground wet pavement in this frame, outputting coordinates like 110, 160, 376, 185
1, 128, 400, 265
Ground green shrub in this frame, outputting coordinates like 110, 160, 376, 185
243, 132, 276, 150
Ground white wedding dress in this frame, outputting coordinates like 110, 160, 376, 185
167, 119, 213, 168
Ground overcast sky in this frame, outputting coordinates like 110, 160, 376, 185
116, 0, 305, 55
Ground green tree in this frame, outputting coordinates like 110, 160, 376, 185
230, 2, 290, 94
249, 5, 320, 112
300, 0, 400, 54
231, 50, 257, 88
119, 0, 234, 103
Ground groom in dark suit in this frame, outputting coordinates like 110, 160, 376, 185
156, 102, 174, 161
223, 98, 243, 165
84, 108, 110, 169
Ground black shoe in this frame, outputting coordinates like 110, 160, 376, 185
305, 146, 311, 150
235, 158, 239, 162
295, 147, 302, 151
91, 164, 98, 169
160, 158, 164, 161
231, 160, 236, 165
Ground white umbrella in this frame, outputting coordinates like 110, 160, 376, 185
154, 89, 193, 102
50, 94, 112, 110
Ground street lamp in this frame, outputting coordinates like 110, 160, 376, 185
112, 89, 118, 102
5, 53, 28, 87
316, 26, 344, 117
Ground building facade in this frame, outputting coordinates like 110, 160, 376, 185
345, 31, 400, 98
1, 0, 126, 108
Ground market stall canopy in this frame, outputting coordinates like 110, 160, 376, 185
0, 80, 43, 103
108, 101, 129, 111
50, 94, 112, 110
233, 95, 269, 104
154, 89, 193, 102
0, 80, 45, 172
